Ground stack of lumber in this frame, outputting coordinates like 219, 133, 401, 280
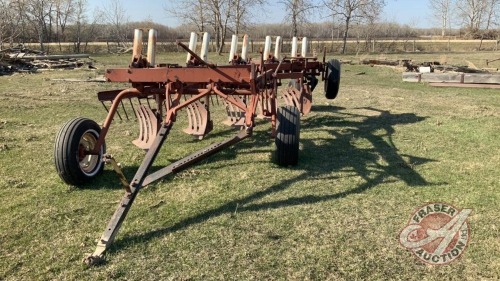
360, 59, 400, 66
403, 72, 500, 88
0, 46, 92, 75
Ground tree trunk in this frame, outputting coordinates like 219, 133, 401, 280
342, 16, 351, 54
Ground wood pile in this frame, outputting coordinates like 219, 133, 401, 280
0, 46, 92, 75
360, 59, 400, 66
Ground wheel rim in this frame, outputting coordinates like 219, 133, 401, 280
77, 130, 100, 175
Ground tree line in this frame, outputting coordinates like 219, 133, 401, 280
0, 0, 499, 54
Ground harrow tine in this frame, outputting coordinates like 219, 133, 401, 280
101, 101, 109, 113
224, 97, 245, 126
128, 98, 138, 119
120, 100, 129, 120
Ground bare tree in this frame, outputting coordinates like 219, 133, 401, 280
71, 0, 87, 53
456, 0, 499, 45
168, 0, 208, 32
6, 1, 29, 45
479, 0, 500, 48
456, 0, 487, 32
0, 0, 9, 48
429, 0, 453, 37
100, 0, 129, 51
232, 0, 266, 35
23, 0, 56, 52
324, 0, 386, 54
54, 0, 73, 50
279, 0, 316, 37
168, 0, 230, 54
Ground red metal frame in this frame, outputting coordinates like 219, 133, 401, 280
82, 31, 327, 265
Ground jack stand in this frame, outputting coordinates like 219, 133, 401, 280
103, 154, 130, 193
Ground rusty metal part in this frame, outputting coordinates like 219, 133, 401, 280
103, 154, 130, 192
87, 123, 173, 261
257, 88, 274, 119
280, 86, 301, 108
177, 41, 214, 68
280, 83, 312, 115
298, 84, 312, 115
86, 124, 251, 261
183, 100, 211, 139
133, 105, 159, 149
223, 96, 246, 126
74, 30, 335, 264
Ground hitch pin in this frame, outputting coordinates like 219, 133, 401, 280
103, 154, 131, 193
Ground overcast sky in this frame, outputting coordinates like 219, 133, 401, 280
86, 0, 433, 28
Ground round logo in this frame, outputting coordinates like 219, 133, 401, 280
399, 203, 472, 265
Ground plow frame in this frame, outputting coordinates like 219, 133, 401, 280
52, 29, 339, 265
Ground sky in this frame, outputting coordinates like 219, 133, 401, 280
86, 0, 434, 29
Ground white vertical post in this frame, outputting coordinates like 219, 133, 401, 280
147, 29, 157, 67
200, 32, 210, 62
274, 36, 282, 60
229, 34, 238, 62
291, 36, 298, 57
241, 34, 249, 61
301, 37, 309, 57
186, 32, 198, 63
263, 36, 272, 60
132, 29, 143, 59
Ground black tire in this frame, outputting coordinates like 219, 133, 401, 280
54, 117, 105, 186
325, 59, 341, 99
275, 106, 300, 166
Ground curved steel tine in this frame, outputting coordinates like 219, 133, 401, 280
299, 84, 312, 115
145, 106, 158, 146
183, 103, 195, 134
223, 100, 235, 126
195, 101, 208, 135
132, 105, 148, 149
280, 88, 293, 107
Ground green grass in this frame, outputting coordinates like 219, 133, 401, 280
0, 51, 499, 280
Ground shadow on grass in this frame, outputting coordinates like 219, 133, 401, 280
106, 106, 438, 254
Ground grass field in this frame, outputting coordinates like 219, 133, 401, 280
0, 51, 499, 280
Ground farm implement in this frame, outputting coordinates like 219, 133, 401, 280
53, 29, 341, 265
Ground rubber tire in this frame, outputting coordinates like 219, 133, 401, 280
54, 117, 105, 186
275, 106, 300, 166
325, 59, 341, 99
